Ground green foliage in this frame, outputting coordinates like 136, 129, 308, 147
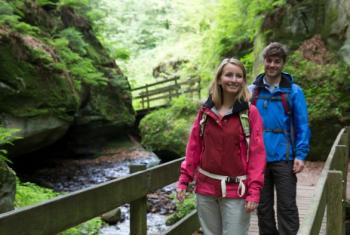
60, 218, 102, 235
139, 96, 198, 156
59, 0, 89, 9
166, 193, 196, 225
112, 47, 130, 60
199, 0, 286, 85
37, 0, 59, 7
59, 27, 88, 56
15, 178, 59, 207
0, 127, 20, 163
52, 38, 108, 87
0, 1, 39, 35
87, 0, 213, 87
15, 178, 102, 234
285, 51, 350, 122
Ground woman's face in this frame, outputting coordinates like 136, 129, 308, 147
219, 63, 244, 96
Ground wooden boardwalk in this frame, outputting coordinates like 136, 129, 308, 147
248, 161, 328, 235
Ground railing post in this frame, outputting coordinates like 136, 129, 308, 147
326, 170, 343, 235
145, 85, 150, 109
129, 164, 147, 235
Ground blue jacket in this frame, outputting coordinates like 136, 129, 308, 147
248, 72, 310, 163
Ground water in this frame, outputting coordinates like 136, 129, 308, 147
15, 152, 176, 234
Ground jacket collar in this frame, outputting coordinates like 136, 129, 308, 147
203, 96, 249, 114
253, 72, 293, 89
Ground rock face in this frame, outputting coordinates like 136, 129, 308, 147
0, 1, 135, 156
0, 162, 16, 213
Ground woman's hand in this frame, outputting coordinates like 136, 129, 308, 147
176, 189, 186, 202
245, 201, 258, 213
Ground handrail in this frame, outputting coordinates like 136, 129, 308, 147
0, 158, 186, 235
298, 127, 349, 235
1, 128, 348, 235
131, 77, 201, 111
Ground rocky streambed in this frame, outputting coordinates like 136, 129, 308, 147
13, 143, 178, 234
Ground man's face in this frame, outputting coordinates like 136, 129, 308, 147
264, 56, 284, 79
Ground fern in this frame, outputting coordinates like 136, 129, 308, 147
0, 127, 21, 163
59, 0, 89, 8
59, 27, 88, 56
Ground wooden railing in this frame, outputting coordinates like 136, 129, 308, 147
0, 157, 199, 235
131, 77, 201, 111
298, 127, 349, 235
1, 128, 348, 235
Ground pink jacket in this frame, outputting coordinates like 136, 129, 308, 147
177, 99, 266, 203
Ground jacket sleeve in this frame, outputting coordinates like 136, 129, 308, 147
246, 105, 266, 203
292, 85, 311, 161
177, 111, 203, 190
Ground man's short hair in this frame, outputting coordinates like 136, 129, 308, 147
263, 42, 288, 62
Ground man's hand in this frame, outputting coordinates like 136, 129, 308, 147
293, 159, 305, 173
176, 189, 186, 202
245, 201, 258, 213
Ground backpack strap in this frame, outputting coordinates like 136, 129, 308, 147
280, 93, 290, 115
239, 104, 250, 162
199, 112, 207, 137
252, 87, 295, 160
200, 106, 251, 162
251, 87, 259, 106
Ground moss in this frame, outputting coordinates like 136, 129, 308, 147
285, 51, 350, 122
0, 43, 79, 121
90, 85, 135, 126
166, 192, 196, 226
15, 178, 103, 234
139, 96, 198, 157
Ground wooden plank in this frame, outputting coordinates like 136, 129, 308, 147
131, 77, 178, 91
326, 171, 343, 235
137, 84, 181, 98
0, 158, 184, 235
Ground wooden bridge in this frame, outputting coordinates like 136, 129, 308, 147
0, 127, 349, 235
131, 77, 201, 113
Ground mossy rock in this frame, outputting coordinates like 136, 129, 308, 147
139, 96, 199, 160
0, 162, 16, 213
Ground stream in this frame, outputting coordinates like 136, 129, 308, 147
13, 146, 178, 235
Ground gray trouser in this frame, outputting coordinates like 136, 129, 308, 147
196, 193, 250, 235
257, 161, 299, 235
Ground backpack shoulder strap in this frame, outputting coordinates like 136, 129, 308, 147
239, 103, 251, 161
280, 93, 291, 115
199, 111, 208, 137
251, 87, 259, 105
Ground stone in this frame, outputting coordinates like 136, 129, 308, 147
0, 162, 16, 213
101, 208, 123, 225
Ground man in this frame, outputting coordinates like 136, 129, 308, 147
249, 42, 311, 235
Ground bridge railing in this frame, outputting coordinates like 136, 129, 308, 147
298, 127, 349, 235
131, 77, 200, 111
1, 129, 348, 235
0, 157, 200, 235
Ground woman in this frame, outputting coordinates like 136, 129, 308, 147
176, 58, 266, 235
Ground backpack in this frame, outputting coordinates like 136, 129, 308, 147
251, 87, 295, 159
199, 105, 251, 161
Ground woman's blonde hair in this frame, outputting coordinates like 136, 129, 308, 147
209, 57, 251, 106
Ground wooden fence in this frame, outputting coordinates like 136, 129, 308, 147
298, 126, 349, 235
131, 77, 200, 111
0, 158, 199, 235
0, 127, 349, 235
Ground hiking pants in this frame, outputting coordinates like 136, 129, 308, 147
257, 161, 299, 235
196, 193, 250, 235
